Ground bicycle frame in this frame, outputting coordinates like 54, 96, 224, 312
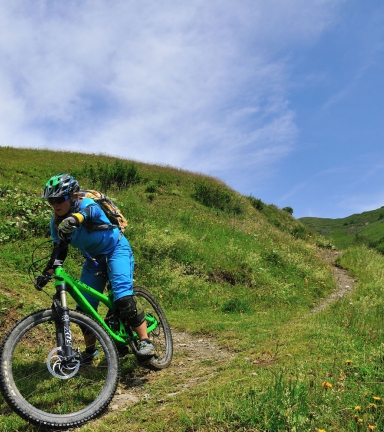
52, 264, 159, 347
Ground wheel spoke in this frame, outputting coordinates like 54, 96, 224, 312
0, 309, 119, 428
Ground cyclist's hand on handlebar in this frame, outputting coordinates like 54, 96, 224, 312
34, 272, 52, 290
57, 215, 83, 240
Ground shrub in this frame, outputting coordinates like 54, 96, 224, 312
73, 160, 141, 191
0, 187, 52, 243
145, 182, 158, 193
248, 195, 264, 211
269, 217, 282, 228
282, 206, 293, 215
291, 225, 308, 240
193, 181, 243, 215
374, 243, 384, 255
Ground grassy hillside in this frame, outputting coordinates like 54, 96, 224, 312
300, 208, 384, 252
1, 147, 384, 431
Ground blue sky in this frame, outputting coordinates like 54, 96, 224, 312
1, 1, 383, 219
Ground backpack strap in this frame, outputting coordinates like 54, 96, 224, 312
73, 196, 119, 232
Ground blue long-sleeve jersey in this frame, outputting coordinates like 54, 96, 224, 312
50, 197, 121, 257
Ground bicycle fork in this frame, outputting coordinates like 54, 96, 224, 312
47, 283, 80, 379
55, 283, 73, 356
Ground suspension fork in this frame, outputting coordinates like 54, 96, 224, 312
54, 283, 73, 357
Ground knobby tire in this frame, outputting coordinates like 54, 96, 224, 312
0, 309, 120, 429
134, 286, 173, 370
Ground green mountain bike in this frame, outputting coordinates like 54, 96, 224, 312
0, 241, 173, 429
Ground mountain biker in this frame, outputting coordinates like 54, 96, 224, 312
34, 173, 155, 359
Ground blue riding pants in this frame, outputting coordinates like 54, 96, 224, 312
80, 235, 134, 310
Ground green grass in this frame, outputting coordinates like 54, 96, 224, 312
300, 207, 384, 251
1, 147, 384, 431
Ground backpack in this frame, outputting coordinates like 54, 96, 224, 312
77, 190, 128, 233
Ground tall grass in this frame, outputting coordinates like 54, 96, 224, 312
72, 159, 141, 191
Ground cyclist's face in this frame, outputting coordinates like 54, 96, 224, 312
50, 198, 71, 216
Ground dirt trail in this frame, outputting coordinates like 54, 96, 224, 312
107, 331, 235, 412
107, 248, 356, 414
312, 248, 356, 313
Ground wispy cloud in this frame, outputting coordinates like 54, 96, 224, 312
337, 192, 384, 216
0, 0, 344, 190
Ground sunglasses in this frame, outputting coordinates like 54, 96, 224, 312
47, 195, 69, 205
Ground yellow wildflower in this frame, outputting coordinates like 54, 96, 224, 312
322, 381, 332, 389
373, 396, 381, 401
345, 359, 352, 365
368, 425, 375, 431
369, 403, 377, 409
317, 429, 326, 432
354, 406, 361, 411
357, 418, 363, 424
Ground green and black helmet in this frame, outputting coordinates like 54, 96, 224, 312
42, 174, 80, 199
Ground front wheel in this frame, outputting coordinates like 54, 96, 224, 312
0, 309, 119, 429
134, 286, 173, 370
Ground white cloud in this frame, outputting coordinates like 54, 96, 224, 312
0, 0, 345, 187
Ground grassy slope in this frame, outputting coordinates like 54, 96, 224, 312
1, 147, 384, 431
300, 207, 384, 250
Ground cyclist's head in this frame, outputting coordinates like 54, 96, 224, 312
42, 174, 80, 204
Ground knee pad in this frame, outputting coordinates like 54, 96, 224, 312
115, 296, 145, 328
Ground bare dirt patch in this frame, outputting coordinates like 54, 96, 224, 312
108, 330, 235, 412
312, 248, 357, 313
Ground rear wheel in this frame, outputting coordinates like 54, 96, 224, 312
0, 309, 119, 429
134, 286, 173, 370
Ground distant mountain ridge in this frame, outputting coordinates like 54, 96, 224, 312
299, 207, 384, 253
